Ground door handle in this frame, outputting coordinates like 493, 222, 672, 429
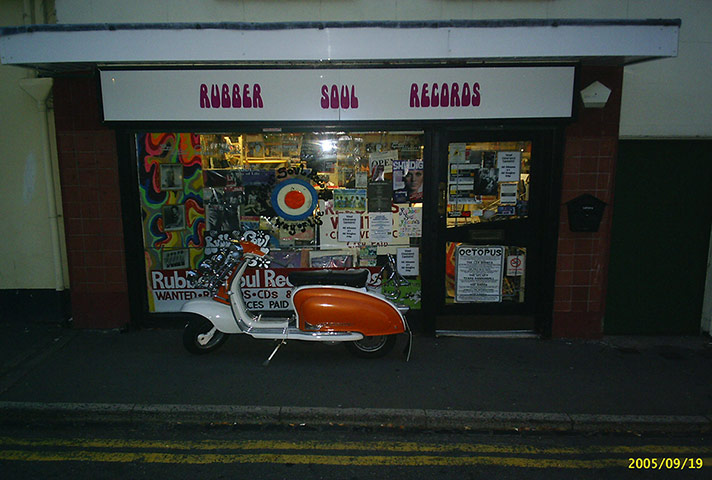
438, 182, 447, 216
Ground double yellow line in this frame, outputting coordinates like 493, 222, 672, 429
0, 437, 710, 469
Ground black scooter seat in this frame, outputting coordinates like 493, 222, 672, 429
288, 269, 369, 288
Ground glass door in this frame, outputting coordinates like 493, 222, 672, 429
430, 129, 559, 333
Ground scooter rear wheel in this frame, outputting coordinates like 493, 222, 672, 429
345, 335, 397, 358
183, 317, 228, 354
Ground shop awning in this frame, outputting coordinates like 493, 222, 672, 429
0, 19, 679, 75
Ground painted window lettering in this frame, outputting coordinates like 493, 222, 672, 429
199, 83, 264, 109
409, 82, 481, 108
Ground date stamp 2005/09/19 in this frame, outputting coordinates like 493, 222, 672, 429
628, 458, 704, 470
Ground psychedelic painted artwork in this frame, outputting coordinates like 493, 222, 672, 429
136, 133, 206, 311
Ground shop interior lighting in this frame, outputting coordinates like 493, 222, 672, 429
320, 139, 337, 153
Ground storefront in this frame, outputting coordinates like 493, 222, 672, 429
0, 20, 680, 336
99, 65, 573, 334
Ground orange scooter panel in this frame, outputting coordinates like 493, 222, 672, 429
293, 287, 405, 336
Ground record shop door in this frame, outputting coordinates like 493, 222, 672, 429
424, 128, 562, 335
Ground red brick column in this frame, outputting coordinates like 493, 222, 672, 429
53, 76, 130, 329
552, 66, 622, 338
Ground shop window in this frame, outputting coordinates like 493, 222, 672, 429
135, 131, 424, 314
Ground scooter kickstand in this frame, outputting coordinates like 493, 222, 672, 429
263, 340, 286, 367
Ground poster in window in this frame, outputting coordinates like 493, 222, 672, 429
241, 169, 274, 186
162, 204, 186, 231
393, 159, 424, 203
333, 189, 367, 212
204, 169, 242, 188
160, 164, 183, 191
242, 185, 276, 218
204, 188, 241, 232
367, 182, 392, 212
498, 151, 521, 182
397, 204, 422, 238
355, 170, 368, 189
397, 247, 419, 276
473, 168, 498, 196
338, 213, 361, 243
278, 223, 315, 244
162, 249, 190, 270
448, 143, 466, 163
369, 150, 396, 182
369, 212, 393, 244
455, 245, 504, 303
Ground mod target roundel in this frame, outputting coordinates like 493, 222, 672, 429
271, 178, 318, 221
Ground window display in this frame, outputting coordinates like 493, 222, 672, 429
136, 131, 424, 313
447, 141, 531, 227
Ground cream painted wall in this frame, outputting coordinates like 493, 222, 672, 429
0, 0, 66, 290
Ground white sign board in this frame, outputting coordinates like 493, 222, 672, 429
506, 255, 526, 276
100, 66, 574, 121
455, 245, 504, 303
497, 151, 521, 182
337, 213, 361, 243
397, 247, 420, 276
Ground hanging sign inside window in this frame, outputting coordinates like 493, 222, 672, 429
497, 151, 521, 182
455, 245, 504, 303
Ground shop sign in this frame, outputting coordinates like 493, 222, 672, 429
150, 267, 382, 312
506, 255, 526, 277
100, 66, 574, 122
150, 269, 210, 312
455, 245, 504, 303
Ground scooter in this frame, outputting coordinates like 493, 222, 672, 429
181, 239, 412, 363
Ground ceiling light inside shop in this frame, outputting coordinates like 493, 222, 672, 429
320, 139, 337, 153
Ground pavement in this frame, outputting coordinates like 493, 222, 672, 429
1, 317, 712, 434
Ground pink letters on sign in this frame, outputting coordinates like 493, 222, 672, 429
320, 85, 359, 109
409, 82, 481, 108
200, 83, 264, 109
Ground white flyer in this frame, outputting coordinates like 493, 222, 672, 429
369, 212, 393, 244
337, 212, 361, 242
455, 245, 504, 303
397, 247, 419, 276
497, 151, 521, 182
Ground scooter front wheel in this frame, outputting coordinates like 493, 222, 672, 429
345, 335, 397, 359
183, 316, 228, 354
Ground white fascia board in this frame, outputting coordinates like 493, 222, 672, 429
0, 22, 679, 66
